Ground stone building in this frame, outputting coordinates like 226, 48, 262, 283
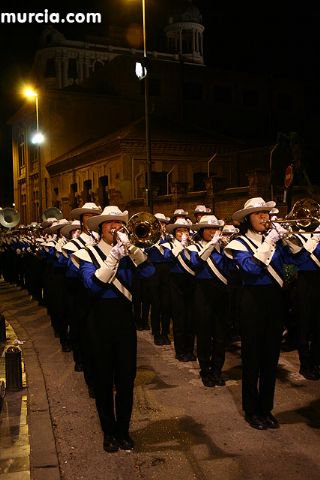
8, 0, 312, 225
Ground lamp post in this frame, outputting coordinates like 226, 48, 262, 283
132, 0, 153, 212
23, 87, 45, 220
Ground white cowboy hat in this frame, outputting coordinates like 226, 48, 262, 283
60, 220, 81, 238
232, 197, 276, 222
193, 205, 211, 214
70, 202, 102, 220
49, 219, 70, 233
166, 218, 193, 234
193, 215, 224, 230
172, 208, 189, 217
155, 213, 170, 224
87, 206, 128, 232
222, 224, 240, 235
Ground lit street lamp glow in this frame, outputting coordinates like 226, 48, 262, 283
31, 131, 45, 145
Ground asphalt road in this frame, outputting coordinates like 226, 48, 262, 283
1, 281, 320, 480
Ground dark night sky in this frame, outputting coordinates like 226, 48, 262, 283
0, 0, 318, 205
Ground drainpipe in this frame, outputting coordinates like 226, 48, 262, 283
207, 153, 217, 177
167, 165, 177, 195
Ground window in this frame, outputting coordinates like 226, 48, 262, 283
83, 179, 92, 202
193, 172, 206, 191
29, 143, 39, 166
181, 30, 193, 53
150, 172, 167, 196
68, 58, 78, 79
18, 134, 25, 170
44, 58, 56, 78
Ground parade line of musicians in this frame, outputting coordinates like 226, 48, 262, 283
0, 199, 319, 452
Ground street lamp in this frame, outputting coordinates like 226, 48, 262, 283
23, 87, 45, 145
23, 86, 44, 219
131, 0, 153, 212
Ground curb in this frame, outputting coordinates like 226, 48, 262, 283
4, 309, 61, 480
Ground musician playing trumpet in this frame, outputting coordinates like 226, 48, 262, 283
180, 215, 236, 387
161, 218, 196, 362
72, 206, 155, 453
224, 197, 296, 431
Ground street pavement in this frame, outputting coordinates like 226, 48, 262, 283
0, 278, 320, 480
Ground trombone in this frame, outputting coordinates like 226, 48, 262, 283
263, 198, 320, 233
112, 212, 161, 248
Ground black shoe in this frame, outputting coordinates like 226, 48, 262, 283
161, 334, 171, 345
201, 374, 216, 387
262, 412, 280, 429
154, 334, 164, 346
211, 372, 226, 386
175, 353, 189, 362
103, 435, 119, 453
88, 386, 95, 399
74, 362, 83, 372
299, 367, 320, 381
245, 413, 268, 430
187, 353, 196, 361
117, 434, 134, 450
61, 344, 72, 352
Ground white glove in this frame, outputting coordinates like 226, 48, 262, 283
208, 231, 222, 246
109, 243, 128, 261
180, 233, 189, 248
312, 224, 320, 241
265, 223, 288, 245
117, 231, 131, 247
199, 232, 221, 261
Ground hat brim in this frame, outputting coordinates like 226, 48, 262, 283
232, 202, 276, 222
60, 224, 81, 237
87, 213, 128, 232
70, 207, 102, 220
193, 220, 224, 230
166, 222, 193, 234
49, 222, 70, 233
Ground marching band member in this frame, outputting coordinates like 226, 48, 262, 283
62, 203, 101, 373
224, 197, 293, 430
291, 226, 320, 380
181, 215, 235, 387
146, 213, 172, 346
193, 205, 212, 223
162, 218, 196, 361
73, 206, 155, 452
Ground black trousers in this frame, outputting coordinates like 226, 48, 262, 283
194, 280, 228, 375
240, 285, 284, 415
87, 298, 137, 436
296, 271, 320, 368
149, 263, 171, 336
170, 273, 195, 356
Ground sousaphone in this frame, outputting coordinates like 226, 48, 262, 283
0, 208, 20, 229
42, 207, 63, 221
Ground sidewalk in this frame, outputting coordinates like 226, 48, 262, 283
1, 278, 320, 480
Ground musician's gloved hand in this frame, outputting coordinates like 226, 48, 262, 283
312, 224, 320, 241
109, 243, 127, 261
180, 233, 189, 247
265, 223, 288, 245
199, 232, 221, 261
208, 231, 222, 246
117, 231, 131, 247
